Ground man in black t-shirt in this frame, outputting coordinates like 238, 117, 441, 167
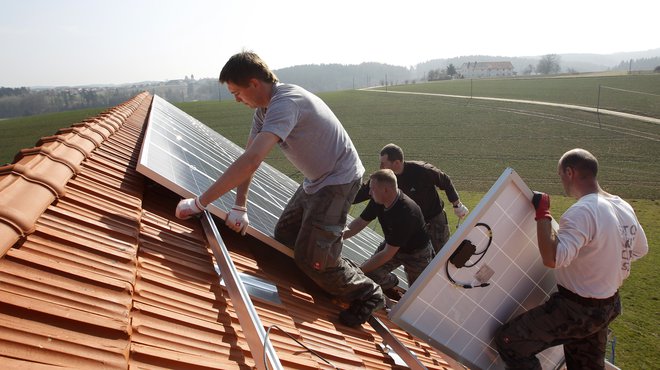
344, 169, 433, 296
353, 143, 468, 254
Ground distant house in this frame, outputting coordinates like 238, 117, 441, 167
459, 61, 515, 78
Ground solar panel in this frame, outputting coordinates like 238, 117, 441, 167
389, 168, 565, 370
136, 95, 403, 282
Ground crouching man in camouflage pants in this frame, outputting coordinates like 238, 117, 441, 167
494, 149, 648, 369
344, 169, 433, 301
176, 51, 384, 328
274, 179, 385, 327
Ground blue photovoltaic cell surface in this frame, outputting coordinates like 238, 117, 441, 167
390, 168, 565, 370
137, 95, 405, 283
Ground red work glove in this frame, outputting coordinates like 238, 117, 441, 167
531, 191, 552, 221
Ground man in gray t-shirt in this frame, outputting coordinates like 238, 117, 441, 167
175, 51, 384, 327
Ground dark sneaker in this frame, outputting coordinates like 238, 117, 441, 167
339, 294, 385, 327
383, 286, 405, 301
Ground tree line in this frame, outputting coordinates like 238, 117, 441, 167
0, 78, 228, 119
0, 86, 142, 118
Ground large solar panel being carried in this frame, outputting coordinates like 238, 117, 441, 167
390, 168, 565, 370
136, 95, 404, 283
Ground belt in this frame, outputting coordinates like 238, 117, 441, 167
557, 285, 619, 307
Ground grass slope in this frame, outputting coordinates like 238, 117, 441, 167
0, 108, 103, 165
384, 73, 660, 118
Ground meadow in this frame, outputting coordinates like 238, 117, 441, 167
0, 73, 657, 368
384, 72, 660, 118
0, 108, 104, 165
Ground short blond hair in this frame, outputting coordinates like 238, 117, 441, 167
370, 169, 397, 188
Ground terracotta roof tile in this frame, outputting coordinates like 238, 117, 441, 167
0, 92, 458, 369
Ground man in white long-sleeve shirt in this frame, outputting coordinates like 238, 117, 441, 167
495, 148, 648, 370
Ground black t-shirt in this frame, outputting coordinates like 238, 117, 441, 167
354, 160, 459, 221
360, 191, 429, 253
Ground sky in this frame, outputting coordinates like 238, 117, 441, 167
1, 0, 659, 87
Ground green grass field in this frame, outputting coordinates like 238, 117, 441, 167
383, 73, 660, 118
0, 73, 657, 368
0, 108, 104, 165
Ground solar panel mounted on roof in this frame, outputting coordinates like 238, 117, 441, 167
136, 95, 406, 283
390, 168, 565, 370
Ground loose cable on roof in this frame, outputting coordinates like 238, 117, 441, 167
263, 324, 338, 369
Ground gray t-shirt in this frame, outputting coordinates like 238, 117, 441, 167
250, 83, 364, 193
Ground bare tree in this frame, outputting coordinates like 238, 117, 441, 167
536, 54, 561, 75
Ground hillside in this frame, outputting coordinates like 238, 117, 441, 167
2, 49, 659, 118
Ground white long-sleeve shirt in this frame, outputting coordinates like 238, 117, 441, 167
554, 192, 648, 299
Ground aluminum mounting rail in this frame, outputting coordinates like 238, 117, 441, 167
201, 211, 283, 370
368, 315, 427, 370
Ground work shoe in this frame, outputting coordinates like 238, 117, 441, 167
383, 286, 405, 301
339, 294, 385, 327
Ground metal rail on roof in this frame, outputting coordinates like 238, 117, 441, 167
368, 316, 428, 370
201, 211, 283, 370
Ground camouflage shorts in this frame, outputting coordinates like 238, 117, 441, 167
426, 210, 450, 254
494, 287, 621, 370
366, 241, 433, 290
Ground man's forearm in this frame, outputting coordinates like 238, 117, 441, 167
199, 154, 260, 206
344, 218, 368, 239
234, 175, 254, 207
536, 218, 558, 268
361, 243, 398, 273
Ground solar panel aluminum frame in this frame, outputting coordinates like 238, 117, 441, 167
136, 95, 295, 258
389, 168, 565, 370
136, 95, 406, 284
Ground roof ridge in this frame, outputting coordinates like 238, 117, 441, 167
0, 92, 151, 257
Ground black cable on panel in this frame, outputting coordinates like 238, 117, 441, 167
445, 222, 493, 289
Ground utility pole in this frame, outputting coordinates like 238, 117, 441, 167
596, 84, 602, 129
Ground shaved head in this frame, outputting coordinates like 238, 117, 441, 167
559, 148, 598, 178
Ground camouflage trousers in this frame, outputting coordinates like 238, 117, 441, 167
494, 286, 621, 370
366, 241, 433, 290
274, 179, 383, 303
426, 210, 450, 254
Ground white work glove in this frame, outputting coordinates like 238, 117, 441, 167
175, 197, 205, 219
225, 205, 249, 235
453, 202, 469, 219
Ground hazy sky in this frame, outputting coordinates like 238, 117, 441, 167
2, 0, 658, 87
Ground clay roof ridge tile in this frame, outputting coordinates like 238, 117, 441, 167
7, 163, 68, 198
35, 136, 90, 165
68, 126, 105, 147
54, 128, 99, 157
16, 145, 82, 176
72, 122, 111, 141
